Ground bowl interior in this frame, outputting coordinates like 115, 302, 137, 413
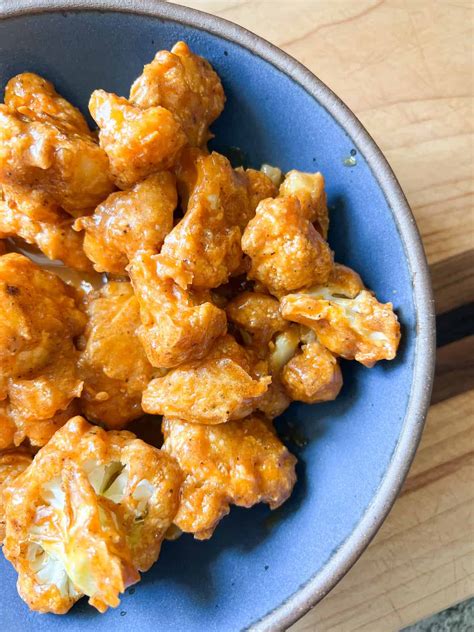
0, 10, 416, 631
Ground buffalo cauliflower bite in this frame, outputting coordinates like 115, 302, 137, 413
280, 264, 401, 367
0, 254, 85, 446
7, 353, 83, 447
2, 416, 183, 614
0, 448, 33, 542
4, 73, 92, 136
279, 170, 328, 238
0, 196, 93, 271
77, 282, 156, 428
281, 339, 342, 403
161, 152, 247, 288
242, 195, 333, 294
162, 414, 296, 539
241, 168, 279, 218
128, 251, 227, 368
142, 334, 271, 424
130, 41, 225, 147
73, 172, 177, 274
0, 253, 85, 397
226, 291, 287, 350
0, 105, 114, 216
89, 90, 186, 189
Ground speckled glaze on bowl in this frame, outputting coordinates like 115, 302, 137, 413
0, 2, 435, 630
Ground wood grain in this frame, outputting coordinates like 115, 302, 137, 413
292, 390, 474, 632
431, 250, 474, 315
168, 1, 474, 628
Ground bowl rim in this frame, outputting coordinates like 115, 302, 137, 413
1, 1, 436, 630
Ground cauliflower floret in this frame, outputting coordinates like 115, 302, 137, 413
242, 195, 333, 294
0, 448, 33, 542
281, 339, 342, 403
253, 325, 302, 419
130, 41, 225, 147
128, 251, 227, 368
259, 324, 342, 412
3, 416, 182, 614
0, 254, 85, 446
0, 196, 93, 271
0, 253, 85, 400
5, 72, 92, 136
142, 334, 270, 424
73, 172, 177, 274
280, 264, 401, 367
161, 152, 247, 288
260, 163, 282, 187
227, 291, 343, 412
77, 282, 156, 428
226, 295, 303, 418
89, 90, 186, 189
0, 105, 114, 216
238, 167, 279, 223
162, 414, 296, 539
279, 170, 328, 238
226, 291, 287, 349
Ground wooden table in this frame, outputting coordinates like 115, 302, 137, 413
170, 1, 474, 629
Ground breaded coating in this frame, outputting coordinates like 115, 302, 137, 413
162, 414, 297, 539
89, 90, 186, 189
3, 416, 182, 614
128, 251, 227, 368
251, 358, 292, 419
74, 172, 177, 274
77, 282, 156, 428
4, 72, 92, 136
0, 197, 93, 271
162, 152, 247, 288
226, 291, 287, 349
130, 41, 225, 147
0, 449, 33, 542
2, 183, 62, 222
0, 105, 114, 216
173, 145, 208, 209
281, 340, 342, 403
242, 168, 278, 218
142, 334, 271, 424
0, 253, 85, 396
0, 254, 85, 445
7, 353, 83, 447
279, 170, 328, 237
0, 402, 17, 450
280, 264, 401, 367
325, 262, 364, 297
242, 195, 333, 293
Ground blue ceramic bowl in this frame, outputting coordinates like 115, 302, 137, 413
0, 2, 435, 630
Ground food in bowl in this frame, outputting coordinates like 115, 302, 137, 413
0, 41, 401, 614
